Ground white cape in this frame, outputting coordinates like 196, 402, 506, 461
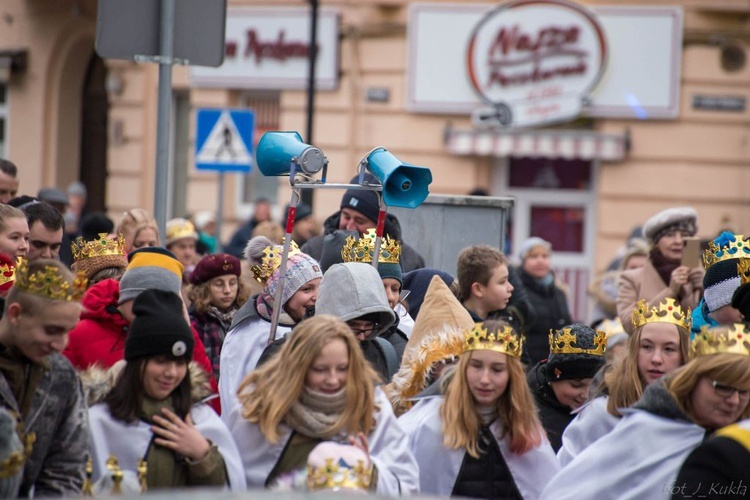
557, 396, 619, 466
224, 388, 420, 495
88, 402, 247, 491
398, 396, 560, 498
541, 408, 706, 500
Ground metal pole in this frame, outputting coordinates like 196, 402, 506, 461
301, 0, 318, 208
154, 0, 175, 238
268, 187, 300, 345
215, 171, 225, 253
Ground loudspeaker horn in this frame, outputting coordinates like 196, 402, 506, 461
256, 131, 328, 176
362, 148, 432, 208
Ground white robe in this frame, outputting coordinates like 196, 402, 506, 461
398, 396, 560, 498
557, 396, 619, 466
218, 317, 291, 410
540, 408, 706, 500
225, 388, 420, 495
88, 402, 247, 491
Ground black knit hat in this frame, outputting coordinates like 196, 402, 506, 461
546, 323, 606, 382
340, 173, 380, 224
125, 289, 194, 361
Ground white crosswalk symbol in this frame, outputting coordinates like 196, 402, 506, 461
195, 111, 252, 165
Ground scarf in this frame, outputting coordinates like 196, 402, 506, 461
256, 294, 296, 326
476, 404, 498, 427
206, 305, 238, 330
533, 273, 555, 288
284, 387, 347, 439
649, 247, 681, 289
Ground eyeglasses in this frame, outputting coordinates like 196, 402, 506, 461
347, 322, 378, 337
711, 380, 750, 400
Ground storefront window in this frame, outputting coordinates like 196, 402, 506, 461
508, 158, 591, 190
530, 205, 585, 253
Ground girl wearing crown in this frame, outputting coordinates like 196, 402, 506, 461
541, 324, 750, 500
398, 320, 559, 498
558, 299, 691, 466
218, 235, 322, 408
224, 314, 419, 494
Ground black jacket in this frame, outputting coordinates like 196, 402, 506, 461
519, 269, 572, 367
451, 426, 522, 499
301, 211, 425, 272
527, 361, 574, 452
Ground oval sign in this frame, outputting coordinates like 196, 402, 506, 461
467, 0, 607, 128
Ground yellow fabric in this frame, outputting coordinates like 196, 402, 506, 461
716, 423, 750, 452
127, 252, 184, 279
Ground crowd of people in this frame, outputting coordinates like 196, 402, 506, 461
0, 157, 749, 498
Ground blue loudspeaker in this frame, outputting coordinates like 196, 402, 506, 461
363, 148, 433, 208
256, 131, 328, 176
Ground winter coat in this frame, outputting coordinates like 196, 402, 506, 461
527, 361, 574, 452
540, 379, 708, 500
557, 395, 619, 466
519, 269, 572, 367
84, 363, 246, 492
617, 260, 701, 334
301, 211, 426, 273
189, 308, 234, 379
63, 279, 221, 413
398, 396, 559, 498
225, 388, 419, 495
0, 351, 88, 497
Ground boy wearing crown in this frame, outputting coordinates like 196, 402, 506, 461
0, 259, 89, 496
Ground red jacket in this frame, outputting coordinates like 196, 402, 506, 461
63, 279, 221, 413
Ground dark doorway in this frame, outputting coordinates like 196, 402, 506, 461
79, 54, 108, 213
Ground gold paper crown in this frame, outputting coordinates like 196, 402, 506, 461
703, 233, 750, 268
250, 239, 301, 285
549, 327, 606, 356
0, 258, 15, 288
166, 218, 198, 243
739, 258, 750, 285
71, 233, 126, 262
341, 228, 401, 265
693, 324, 750, 357
306, 458, 373, 491
463, 322, 524, 358
14, 259, 87, 301
631, 298, 691, 331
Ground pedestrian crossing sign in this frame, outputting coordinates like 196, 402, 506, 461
195, 108, 255, 172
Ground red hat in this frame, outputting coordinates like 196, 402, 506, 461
188, 253, 241, 285
0, 253, 16, 293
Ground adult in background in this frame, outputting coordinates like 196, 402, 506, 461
517, 237, 573, 367
301, 173, 425, 272
22, 201, 64, 262
283, 202, 318, 247
225, 198, 272, 259
0, 160, 19, 204
37, 187, 74, 266
116, 208, 160, 255
617, 207, 704, 334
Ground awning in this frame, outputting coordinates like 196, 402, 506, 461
444, 128, 629, 162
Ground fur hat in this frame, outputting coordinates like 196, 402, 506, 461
340, 173, 380, 224
546, 323, 606, 382
703, 232, 743, 313
189, 253, 241, 285
118, 247, 184, 305
245, 236, 322, 308
125, 289, 194, 361
387, 275, 474, 412
643, 207, 698, 243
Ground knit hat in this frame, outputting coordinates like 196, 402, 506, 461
189, 253, 241, 285
165, 218, 198, 247
118, 247, 184, 305
546, 323, 606, 382
402, 268, 455, 321
0, 253, 16, 294
519, 236, 552, 261
318, 230, 356, 273
340, 173, 380, 224
703, 232, 744, 313
388, 275, 474, 411
642, 207, 698, 243
245, 235, 322, 308
125, 289, 194, 361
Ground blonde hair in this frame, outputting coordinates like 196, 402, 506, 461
667, 352, 750, 424
187, 278, 251, 314
117, 208, 160, 252
606, 322, 691, 417
238, 314, 380, 443
440, 321, 543, 457
0, 204, 26, 233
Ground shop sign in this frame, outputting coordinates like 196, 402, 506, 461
692, 95, 745, 112
189, 7, 340, 90
466, 0, 607, 128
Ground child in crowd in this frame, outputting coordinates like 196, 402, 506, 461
456, 244, 514, 323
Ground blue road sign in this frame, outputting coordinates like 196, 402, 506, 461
195, 108, 255, 172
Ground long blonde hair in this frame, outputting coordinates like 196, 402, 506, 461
606, 323, 691, 417
440, 322, 543, 457
667, 352, 750, 424
238, 314, 380, 443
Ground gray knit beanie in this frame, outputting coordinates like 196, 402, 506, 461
118, 247, 184, 305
